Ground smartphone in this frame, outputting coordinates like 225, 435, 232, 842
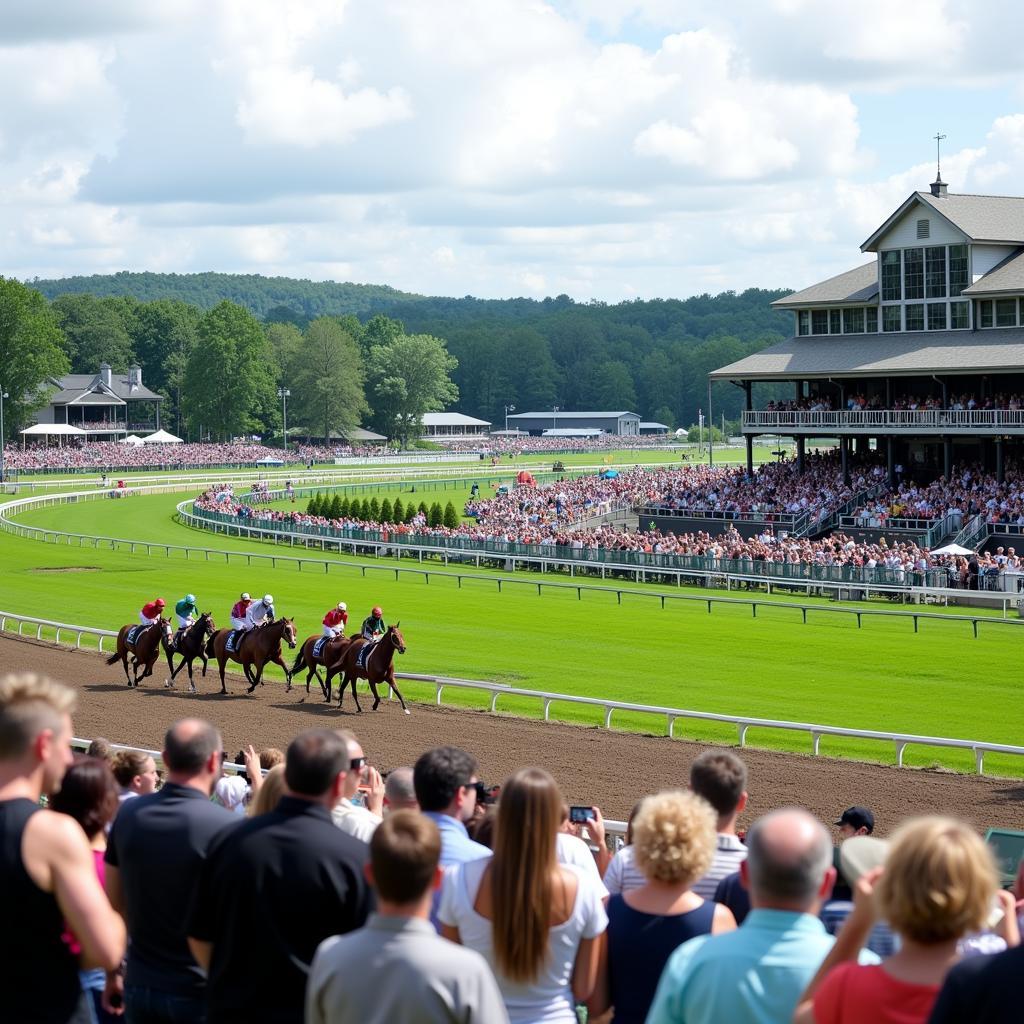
569, 805, 595, 824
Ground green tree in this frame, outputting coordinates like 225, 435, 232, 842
51, 294, 136, 372
392, 498, 404, 523
329, 494, 343, 518
366, 333, 459, 446
0, 279, 69, 444
359, 498, 371, 520
443, 501, 459, 529
368, 497, 381, 521
379, 498, 393, 523
183, 301, 278, 440
338, 496, 351, 517
405, 502, 417, 524
131, 300, 201, 435
418, 501, 429, 517
265, 322, 304, 380
428, 502, 443, 528
289, 318, 368, 442
307, 492, 321, 515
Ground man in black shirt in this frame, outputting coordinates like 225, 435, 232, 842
928, 943, 1023, 1024
188, 728, 374, 1024
106, 718, 236, 1023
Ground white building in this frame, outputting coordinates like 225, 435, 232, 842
420, 412, 491, 442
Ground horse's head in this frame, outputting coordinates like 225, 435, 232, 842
283, 617, 297, 649
388, 622, 406, 654
160, 616, 173, 642
200, 612, 216, 636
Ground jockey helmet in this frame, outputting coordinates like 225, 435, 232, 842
241, 592, 251, 601
338, 601, 347, 611
263, 594, 274, 604
372, 605, 382, 617
186, 593, 196, 604
155, 598, 166, 607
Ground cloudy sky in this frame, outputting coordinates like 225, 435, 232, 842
5, 0, 1024, 301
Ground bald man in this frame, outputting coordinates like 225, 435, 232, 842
383, 767, 418, 814
105, 719, 239, 1022
646, 808, 878, 1024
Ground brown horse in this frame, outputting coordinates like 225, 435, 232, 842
288, 634, 352, 699
205, 618, 297, 695
325, 624, 408, 713
163, 613, 217, 693
107, 618, 173, 687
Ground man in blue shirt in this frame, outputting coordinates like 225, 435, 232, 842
646, 807, 877, 1024
413, 746, 489, 929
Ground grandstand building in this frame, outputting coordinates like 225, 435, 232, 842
507, 410, 641, 436
711, 175, 1024, 486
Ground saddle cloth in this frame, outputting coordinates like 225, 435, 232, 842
312, 635, 333, 659
356, 640, 377, 670
127, 624, 150, 647
225, 629, 245, 654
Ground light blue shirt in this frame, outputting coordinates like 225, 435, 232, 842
424, 812, 491, 932
645, 908, 879, 1024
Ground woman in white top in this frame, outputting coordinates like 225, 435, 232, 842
439, 767, 608, 1024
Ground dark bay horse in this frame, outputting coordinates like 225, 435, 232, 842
325, 624, 408, 713
163, 613, 217, 693
107, 618, 173, 687
288, 634, 352, 699
206, 618, 297, 695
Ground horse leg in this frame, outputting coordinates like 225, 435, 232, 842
368, 678, 382, 712
218, 656, 229, 696
387, 669, 410, 715
270, 653, 291, 688
323, 665, 335, 704
121, 650, 132, 687
186, 659, 197, 694
246, 660, 263, 694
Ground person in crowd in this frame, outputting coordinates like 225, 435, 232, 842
795, 817, 1000, 1024
603, 802, 644, 896
688, 749, 748, 898
249, 764, 286, 817
929, 921, 1024, 1022
836, 805, 875, 838
104, 719, 236, 1023
213, 774, 249, 817
383, 766, 418, 813
111, 749, 159, 804
645, 807, 871, 1024
331, 730, 385, 842
0, 673, 125, 1024
589, 790, 736, 1023
558, 803, 611, 895
259, 746, 284, 771
414, 746, 491, 927
187, 729, 374, 1024
229, 592, 251, 631
307, 812, 508, 1024
87, 737, 113, 762
139, 597, 166, 626
322, 601, 348, 638
361, 605, 387, 642
243, 593, 275, 631
50, 755, 121, 1024
438, 767, 608, 1024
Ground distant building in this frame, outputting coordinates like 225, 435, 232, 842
639, 421, 670, 435
506, 411, 641, 436
33, 363, 163, 438
421, 411, 491, 441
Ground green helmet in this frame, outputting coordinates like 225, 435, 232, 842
186, 594, 196, 604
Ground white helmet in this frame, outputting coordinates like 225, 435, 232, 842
263, 594, 274, 605
338, 601, 347, 611
241, 592, 251, 601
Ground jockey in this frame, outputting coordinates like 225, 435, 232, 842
230, 592, 252, 631
175, 594, 198, 629
322, 601, 348, 639
360, 606, 387, 643
244, 594, 276, 631
139, 598, 166, 626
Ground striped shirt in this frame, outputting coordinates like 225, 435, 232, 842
603, 844, 646, 895
692, 833, 747, 900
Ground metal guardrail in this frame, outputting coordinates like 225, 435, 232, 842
744, 409, 1024, 431
2, 610, 1020, 775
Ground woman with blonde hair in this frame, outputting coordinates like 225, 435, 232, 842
439, 767, 607, 1023
249, 764, 286, 816
794, 816, 1001, 1024
588, 790, 735, 1023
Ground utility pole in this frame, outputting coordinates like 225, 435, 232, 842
277, 387, 290, 451
0, 390, 8, 483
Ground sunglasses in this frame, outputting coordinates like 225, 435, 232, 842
349, 756, 367, 772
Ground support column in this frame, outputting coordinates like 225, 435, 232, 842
943, 437, 952, 479
745, 434, 754, 476
796, 436, 806, 474
886, 436, 895, 487
996, 437, 1005, 483
794, 380, 803, 403
885, 378, 892, 408
840, 437, 850, 486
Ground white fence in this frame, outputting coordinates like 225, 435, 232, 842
5, 609, 1023, 776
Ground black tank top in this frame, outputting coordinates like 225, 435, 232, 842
0, 798, 82, 1023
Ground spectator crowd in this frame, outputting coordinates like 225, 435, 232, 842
2, 671, 1021, 1024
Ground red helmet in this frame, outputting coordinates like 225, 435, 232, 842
155, 598, 166, 608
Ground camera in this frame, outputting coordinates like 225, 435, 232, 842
473, 781, 500, 806
569, 805, 595, 824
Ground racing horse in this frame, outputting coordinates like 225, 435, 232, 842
107, 618, 173, 687
325, 624, 408, 714
162, 612, 217, 694
205, 617, 297, 695
288, 634, 352, 700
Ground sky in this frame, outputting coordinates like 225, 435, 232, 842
5, 0, 1024, 302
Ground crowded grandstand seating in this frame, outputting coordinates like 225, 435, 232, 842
765, 392, 1024, 413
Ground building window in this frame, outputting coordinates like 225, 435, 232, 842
797, 310, 810, 336
881, 251, 901, 301
949, 244, 968, 296
925, 246, 947, 298
829, 310, 841, 334
950, 301, 969, 329
866, 307, 878, 332
979, 300, 994, 328
903, 247, 924, 299
996, 298, 1017, 327
927, 302, 947, 331
882, 306, 902, 332
812, 310, 829, 335
904, 304, 924, 331
843, 307, 864, 333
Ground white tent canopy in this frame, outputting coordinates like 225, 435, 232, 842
930, 543, 976, 556
20, 423, 86, 436
118, 434, 144, 445
141, 429, 183, 444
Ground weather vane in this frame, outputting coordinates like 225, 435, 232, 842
934, 132, 946, 180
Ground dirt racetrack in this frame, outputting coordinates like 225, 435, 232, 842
3, 635, 1022, 835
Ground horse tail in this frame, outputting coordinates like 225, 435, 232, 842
205, 632, 218, 658
291, 646, 306, 676
105, 651, 121, 665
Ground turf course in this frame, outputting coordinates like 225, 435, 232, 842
3, 486, 1023, 776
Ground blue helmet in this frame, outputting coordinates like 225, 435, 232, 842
186, 594, 196, 604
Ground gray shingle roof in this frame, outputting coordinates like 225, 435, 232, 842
916, 191, 1024, 243
961, 246, 1024, 295
771, 262, 878, 308
44, 370, 162, 404
710, 330, 1024, 380
509, 411, 638, 419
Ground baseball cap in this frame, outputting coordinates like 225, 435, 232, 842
835, 806, 875, 833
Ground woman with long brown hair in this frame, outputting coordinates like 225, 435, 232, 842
439, 767, 607, 1023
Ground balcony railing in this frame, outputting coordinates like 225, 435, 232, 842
743, 410, 1024, 431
